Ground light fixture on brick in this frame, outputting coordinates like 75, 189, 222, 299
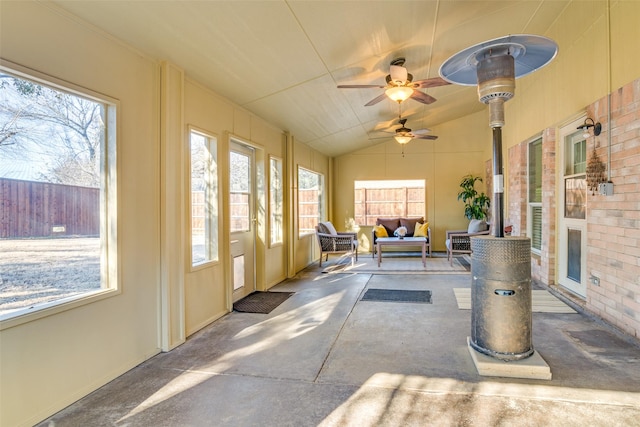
577, 117, 602, 138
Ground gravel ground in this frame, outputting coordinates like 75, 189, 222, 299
0, 237, 100, 315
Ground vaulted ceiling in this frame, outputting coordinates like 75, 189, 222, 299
52, 1, 570, 157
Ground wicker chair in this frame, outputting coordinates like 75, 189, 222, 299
315, 222, 358, 267
445, 220, 491, 264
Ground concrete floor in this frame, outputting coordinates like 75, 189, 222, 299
39, 260, 640, 426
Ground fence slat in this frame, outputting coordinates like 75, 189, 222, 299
0, 178, 99, 238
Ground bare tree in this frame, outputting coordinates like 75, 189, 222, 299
0, 73, 104, 187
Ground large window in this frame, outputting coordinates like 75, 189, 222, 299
297, 167, 324, 236
269, 156, 283, 246
0, 66, 117, 322
354, 180, 425, 225
528, 138, 543, 253
190, 129, 218, 266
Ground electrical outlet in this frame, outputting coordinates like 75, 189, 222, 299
591, 275, 600, 286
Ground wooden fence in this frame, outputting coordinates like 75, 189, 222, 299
354, 187, 424, 225
298, 188, 320, 234
0, 178, 99, 238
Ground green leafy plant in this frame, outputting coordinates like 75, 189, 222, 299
457, 175, 491, 220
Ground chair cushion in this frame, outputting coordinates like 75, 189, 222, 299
468, 219, 488, 233
319, 221, 338, 235
376, 218, 400, 236
445, 239, 451, 249
373, 225, 388, 238
414, 222, 429, 237
400, 217, 424, 236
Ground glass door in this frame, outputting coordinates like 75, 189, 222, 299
557, 117, 588, 297
230, 140, 256, 302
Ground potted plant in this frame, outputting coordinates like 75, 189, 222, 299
457, 174, 491, 220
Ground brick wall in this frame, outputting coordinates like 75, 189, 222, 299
586, 78, 640, 339
507, 143, 526, 237
505, 78, 639, 340
507, 129, 556, 286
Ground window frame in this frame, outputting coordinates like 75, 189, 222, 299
229, 146, 253, 233
563, 130, 587, 220
188, 126, 219, 269
527, 137, 543, 255
268, 155, 284, 247
297, 166, 324, 238
354, 179, 425, 226
0, 60, 119, 329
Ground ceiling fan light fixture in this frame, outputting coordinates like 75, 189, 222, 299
389, 65, 408, 85
394, 135, 413, 144
385, 86, 413, 103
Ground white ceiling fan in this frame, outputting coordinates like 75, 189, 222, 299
390, 117, 438, 144
338, 58, 450, 106
371, 116, 438, 146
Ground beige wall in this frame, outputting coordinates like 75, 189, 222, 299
504, 1, 640, 151
334, 110, 492, 252
182, 78, 288, 335
0, 3, 295, 426
0, 3, 161, 426
292, 140, 331, 271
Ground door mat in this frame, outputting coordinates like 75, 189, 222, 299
233, 291, 294, 314
361, 289, 432, 304
453, 288, 576, 313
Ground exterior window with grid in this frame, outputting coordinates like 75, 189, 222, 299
528, 138, 543, 253
354, 180, 425, 226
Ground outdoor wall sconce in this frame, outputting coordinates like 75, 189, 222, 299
581, 117, 610, 195
577, 117, 602, 139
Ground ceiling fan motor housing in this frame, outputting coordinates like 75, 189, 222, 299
477, 54, 515, 128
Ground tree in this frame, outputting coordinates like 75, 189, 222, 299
457, 174, 491, 220
0, 73, 104, 187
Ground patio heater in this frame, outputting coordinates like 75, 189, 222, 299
440, 35, 558, 361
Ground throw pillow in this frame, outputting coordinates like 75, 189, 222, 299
400, 217, 424, 236
320, 221, 338, 235
373, 225, 388, 238
377, 218, 400, 236
468, 219, 488, 233
414, 222, 429, 237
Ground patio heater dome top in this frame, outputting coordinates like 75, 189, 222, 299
439, 34, 559, 86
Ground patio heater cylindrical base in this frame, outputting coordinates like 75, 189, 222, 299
470, 236, 533, 361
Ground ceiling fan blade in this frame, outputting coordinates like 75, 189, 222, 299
412, 128, 432, 135
372, 118, 398, 131
411, 77, 451, 89
410, 91, 437, 104
414, 134, 438, 140
337, 84, 386, 89
364, 93, 389, 106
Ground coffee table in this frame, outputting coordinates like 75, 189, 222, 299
376, 237, 430, 267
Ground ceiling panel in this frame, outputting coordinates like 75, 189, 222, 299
49, 0, 568, 158
289, 1, 439, 73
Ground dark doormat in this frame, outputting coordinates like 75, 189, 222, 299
233, 291, 294, 314
361, 289, 432, 304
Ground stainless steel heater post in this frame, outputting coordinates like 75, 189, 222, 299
440, 35, 558, 361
